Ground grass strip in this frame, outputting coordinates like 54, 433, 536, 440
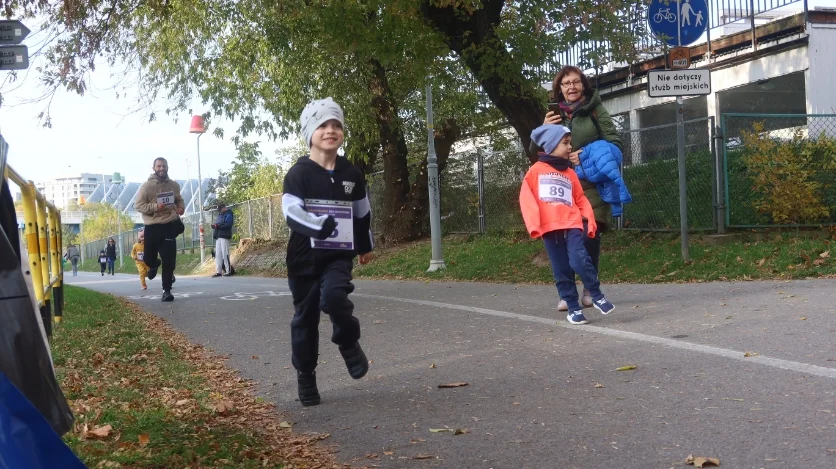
53, 285, 339, 468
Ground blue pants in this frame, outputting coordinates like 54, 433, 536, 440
542, 229, 604, 311
106, 258, 115, 274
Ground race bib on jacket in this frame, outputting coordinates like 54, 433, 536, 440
305, 199, 354, 250
538, 174, 573, 206
137, 252, 144, 261
156, 191, 175, 207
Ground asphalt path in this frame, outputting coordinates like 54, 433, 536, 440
65, 271, 836, 468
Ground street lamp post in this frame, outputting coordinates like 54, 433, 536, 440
189, 115, 207, 264
79, 196, 86, 264
113, 173, 124, 268
185, 158, 196, 251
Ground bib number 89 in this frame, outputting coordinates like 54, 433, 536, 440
549, 186, 564, 197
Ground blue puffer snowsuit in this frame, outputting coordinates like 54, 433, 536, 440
574, 140, 632, 216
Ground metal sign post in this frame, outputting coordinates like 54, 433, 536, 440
648, 0, 709, 261
425, 80, 445, 272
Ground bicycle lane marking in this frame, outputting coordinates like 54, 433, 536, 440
353, 293, 836, 380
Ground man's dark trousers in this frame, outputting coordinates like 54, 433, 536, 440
143, 222, 177, 291
288, 259, 361, 373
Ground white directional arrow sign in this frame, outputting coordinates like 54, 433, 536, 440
0, 20, 31, 45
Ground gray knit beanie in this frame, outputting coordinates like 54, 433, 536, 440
300, 97, 345, 148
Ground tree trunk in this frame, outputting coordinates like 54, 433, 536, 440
367, 59, 461, 244
367, 58, 418, 243
420, 0, 543, 164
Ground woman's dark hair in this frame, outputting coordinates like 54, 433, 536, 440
551, 66, 594, 102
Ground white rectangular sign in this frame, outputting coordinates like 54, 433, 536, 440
647, 69, 711, 97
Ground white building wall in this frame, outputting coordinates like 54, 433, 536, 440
600, 44, 810, 117
806, 22, 836, 114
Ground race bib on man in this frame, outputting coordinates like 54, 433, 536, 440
305, 199, 354, 250
137, 252, 144, 261
538, 174, 572, 206
156, 191, 175, 207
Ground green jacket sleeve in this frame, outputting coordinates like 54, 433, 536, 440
595, 104, 623, 151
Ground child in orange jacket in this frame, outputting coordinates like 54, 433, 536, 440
520, 124, 615, 324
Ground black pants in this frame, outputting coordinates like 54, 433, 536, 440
100, 263, 106, 274
288, 259, 360, 374
585, 231, 601, 272
143, 222, 177, 291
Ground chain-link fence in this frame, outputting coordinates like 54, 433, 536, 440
366, 149, 529, 236
181, 194, 289, 248
620, 117, 718, 231
722, 113, 836, 228
81, 114, 834, 254
434, 148, 529, 234
82, 194, 290, 259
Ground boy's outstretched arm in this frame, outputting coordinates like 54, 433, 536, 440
281, 170, 337, 240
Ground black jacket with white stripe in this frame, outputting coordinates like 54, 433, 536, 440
282, 155, 373, 277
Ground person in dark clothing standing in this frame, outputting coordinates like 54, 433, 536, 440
211, 202, 234, 277
105, 238, 117, 275
98, 250, 107, 276
133, 157, 185, 302
283, 97, 374, 407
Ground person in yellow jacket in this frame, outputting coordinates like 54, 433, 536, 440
130, 230, 149, 290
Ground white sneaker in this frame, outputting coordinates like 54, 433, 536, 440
557, 299, 568, 311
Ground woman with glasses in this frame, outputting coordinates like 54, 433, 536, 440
530, 65, 623, 313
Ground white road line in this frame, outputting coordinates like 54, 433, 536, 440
69, 279, 138, 285
355, 293, 836, 380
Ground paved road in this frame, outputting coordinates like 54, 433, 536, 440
66, 272, 836, 468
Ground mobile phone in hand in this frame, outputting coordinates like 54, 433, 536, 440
548, 102, 561, 114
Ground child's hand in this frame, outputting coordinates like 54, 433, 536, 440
569, 150, 583, 166
587, 220, 598, 239
358, 253, 373, 265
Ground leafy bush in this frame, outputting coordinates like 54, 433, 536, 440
738, 122, 836, 225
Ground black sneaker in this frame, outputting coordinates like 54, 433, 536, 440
161, 290, 174, 302
297, 371, 321, 406
147, 266, 158, 280
339, 343, 369, 379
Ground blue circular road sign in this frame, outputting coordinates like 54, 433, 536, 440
648, 0, 709, 47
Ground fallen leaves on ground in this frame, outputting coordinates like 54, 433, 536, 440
438, 382, 468, 388
86, 425, 112, 439
595, 383, 604, 388
414, 454, 434, 460
686, 454, 721, 467
215, 400, 235, 414
744, 351, 759, 358
614, 365, 637, 371
429, 428, 468, 435
59, 297, 342, 469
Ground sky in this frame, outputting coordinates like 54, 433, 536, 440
0, 23, 290, 194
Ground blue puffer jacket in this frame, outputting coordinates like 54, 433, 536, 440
574, 140, 632, 216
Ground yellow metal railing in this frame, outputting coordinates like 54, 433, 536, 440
4, 163, 64, 336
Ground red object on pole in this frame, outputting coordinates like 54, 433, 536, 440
189, 115, 207, 134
